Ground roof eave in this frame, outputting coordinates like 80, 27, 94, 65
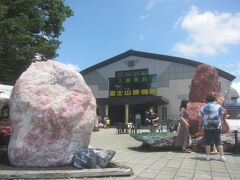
80, 49, 236, 81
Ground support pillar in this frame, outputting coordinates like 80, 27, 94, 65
105, 105, 109, 116
157, 106, 162, 132
125, 104, 129, 124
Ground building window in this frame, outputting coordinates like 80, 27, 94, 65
128, 60, 135, 67
116, 69, 148, 78
231, 98, 238, 103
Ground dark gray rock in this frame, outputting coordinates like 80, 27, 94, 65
191, 133, 238, 152
130, 132, 176, 148
131, 131, 239, 152
73, 148, 116, 169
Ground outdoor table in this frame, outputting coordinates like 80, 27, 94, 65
116, 123, 128, 134
116, 123, 133, 134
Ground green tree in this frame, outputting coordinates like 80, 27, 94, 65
0, 0, 73, 85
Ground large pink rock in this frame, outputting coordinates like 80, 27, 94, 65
189, 64, 223, 104
8, 60, 96, 167
187, 64, 229, 136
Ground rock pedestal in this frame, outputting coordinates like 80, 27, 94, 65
8, 60, 97, 167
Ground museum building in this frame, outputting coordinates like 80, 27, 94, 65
81, 50, 236, 125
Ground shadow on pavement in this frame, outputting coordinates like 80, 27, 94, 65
128, 144, 182, 152
190, 156, 207, 161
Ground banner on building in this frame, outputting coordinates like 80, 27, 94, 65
109, 75, 157, 97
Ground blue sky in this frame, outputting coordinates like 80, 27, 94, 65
57, 0, 240, 92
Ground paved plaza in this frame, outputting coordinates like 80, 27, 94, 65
90, 128, 240, 180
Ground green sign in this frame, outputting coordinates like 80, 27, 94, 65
109, 75, 157, 97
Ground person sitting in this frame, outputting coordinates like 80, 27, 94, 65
145, 107, 159, 133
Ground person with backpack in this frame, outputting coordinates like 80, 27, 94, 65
199, 95, 225, 162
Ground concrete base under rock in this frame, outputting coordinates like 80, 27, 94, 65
0, 162, 132, 179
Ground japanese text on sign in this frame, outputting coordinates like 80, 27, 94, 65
109, 75, 157, 97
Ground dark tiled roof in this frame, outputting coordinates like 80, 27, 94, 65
81, 49, 236, 81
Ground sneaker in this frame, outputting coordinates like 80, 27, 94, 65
219, 156, 226, 162
206, 155, 211, 161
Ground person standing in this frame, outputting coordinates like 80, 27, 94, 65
199, 95, 225, 161
146, 107, 159, 133
175, 100, 192, 153
106, 117, 111, 128
134, 113, 142, 133
103, 115, 108, 128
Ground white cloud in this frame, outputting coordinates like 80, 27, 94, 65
139, 34, 145, 41
139, 14, 149, 20
174, 5, 240, 57
231, 81, 240, 96
146, 0, 192, 11
174, 16, 183, 29
67, 64, 80, 72
145, 0, 158, 11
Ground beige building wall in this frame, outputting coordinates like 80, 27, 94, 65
220, 77, 233, 103
158, 79, 192, 119
84, 55, 172, 98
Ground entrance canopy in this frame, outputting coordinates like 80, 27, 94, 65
97, 96, 169, 106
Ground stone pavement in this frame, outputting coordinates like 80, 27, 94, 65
90, 128, 240, 180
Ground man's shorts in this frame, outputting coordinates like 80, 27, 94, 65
204, 129, 222, 146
